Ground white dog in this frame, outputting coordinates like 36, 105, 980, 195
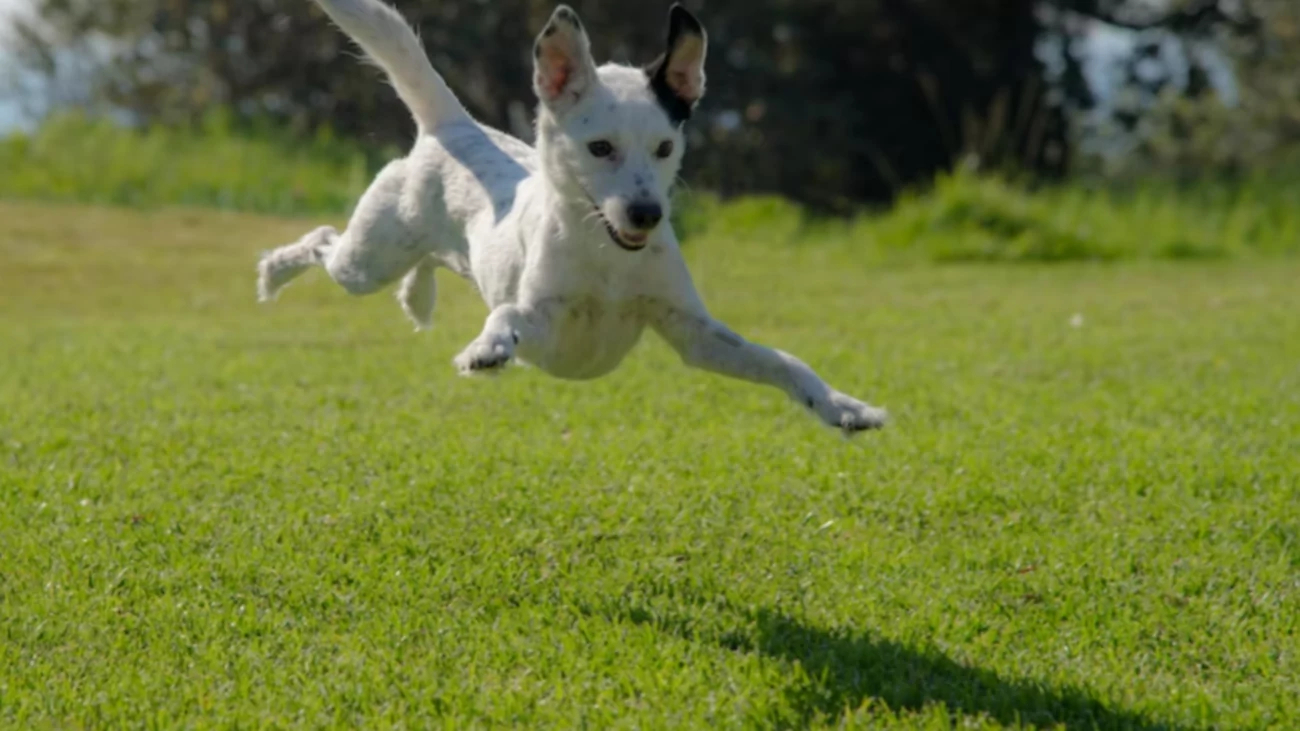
257, 0, 887, 433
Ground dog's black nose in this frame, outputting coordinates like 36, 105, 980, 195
627, 201, 663, 230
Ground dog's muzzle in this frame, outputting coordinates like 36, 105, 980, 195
577, 187, 649, 251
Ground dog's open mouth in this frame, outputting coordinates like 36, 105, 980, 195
601, 218, 647, 250
593, 209, 648, 251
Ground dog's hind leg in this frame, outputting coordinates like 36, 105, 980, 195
257, 225, 337, 302
259, 163, 434, 308
397, 257, 438, 331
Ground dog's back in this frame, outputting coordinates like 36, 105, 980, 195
309, 0, 543, 275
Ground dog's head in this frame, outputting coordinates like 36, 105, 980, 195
532, 4, 707, 251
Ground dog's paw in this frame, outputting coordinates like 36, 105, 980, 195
811, 391, 888, 434
255, 254, 282, 303
453, 337, 514, 375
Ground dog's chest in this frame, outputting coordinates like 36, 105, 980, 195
521, 294, 650, 380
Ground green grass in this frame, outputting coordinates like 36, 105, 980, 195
1, 200, 1298, 729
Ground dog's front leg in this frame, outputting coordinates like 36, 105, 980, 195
453, 304, 551, 375
651, 305, 887, 433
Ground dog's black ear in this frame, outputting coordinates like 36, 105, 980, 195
533, 5, 599, 114
645, 4, 708, 125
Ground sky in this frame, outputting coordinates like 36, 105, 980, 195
0, 0, 34, 131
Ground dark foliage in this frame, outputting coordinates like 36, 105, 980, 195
11, 0, 1268, 211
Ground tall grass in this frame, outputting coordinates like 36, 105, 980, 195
678, 166, 1300, 262
3, 112, 1298, 261
0, 111, 377, 215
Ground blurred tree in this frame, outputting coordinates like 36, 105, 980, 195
1085, 0, 1300, 179
10, 0, 1283, 210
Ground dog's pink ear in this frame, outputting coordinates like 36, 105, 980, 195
533, 6, 597, 113
646, 4, 708, 125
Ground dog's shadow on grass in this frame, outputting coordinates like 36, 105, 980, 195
591, 591, 1200, 730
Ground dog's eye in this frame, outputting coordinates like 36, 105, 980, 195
655, 140, 674, 159
587, 140, 615, 158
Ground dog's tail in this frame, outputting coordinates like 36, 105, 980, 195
313, 0, 468, 133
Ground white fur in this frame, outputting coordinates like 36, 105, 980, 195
257, 0, 887, 433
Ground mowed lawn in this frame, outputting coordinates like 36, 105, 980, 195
1, 200, 1298, 730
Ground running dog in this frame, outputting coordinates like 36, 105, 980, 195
257, 0, 887, 433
